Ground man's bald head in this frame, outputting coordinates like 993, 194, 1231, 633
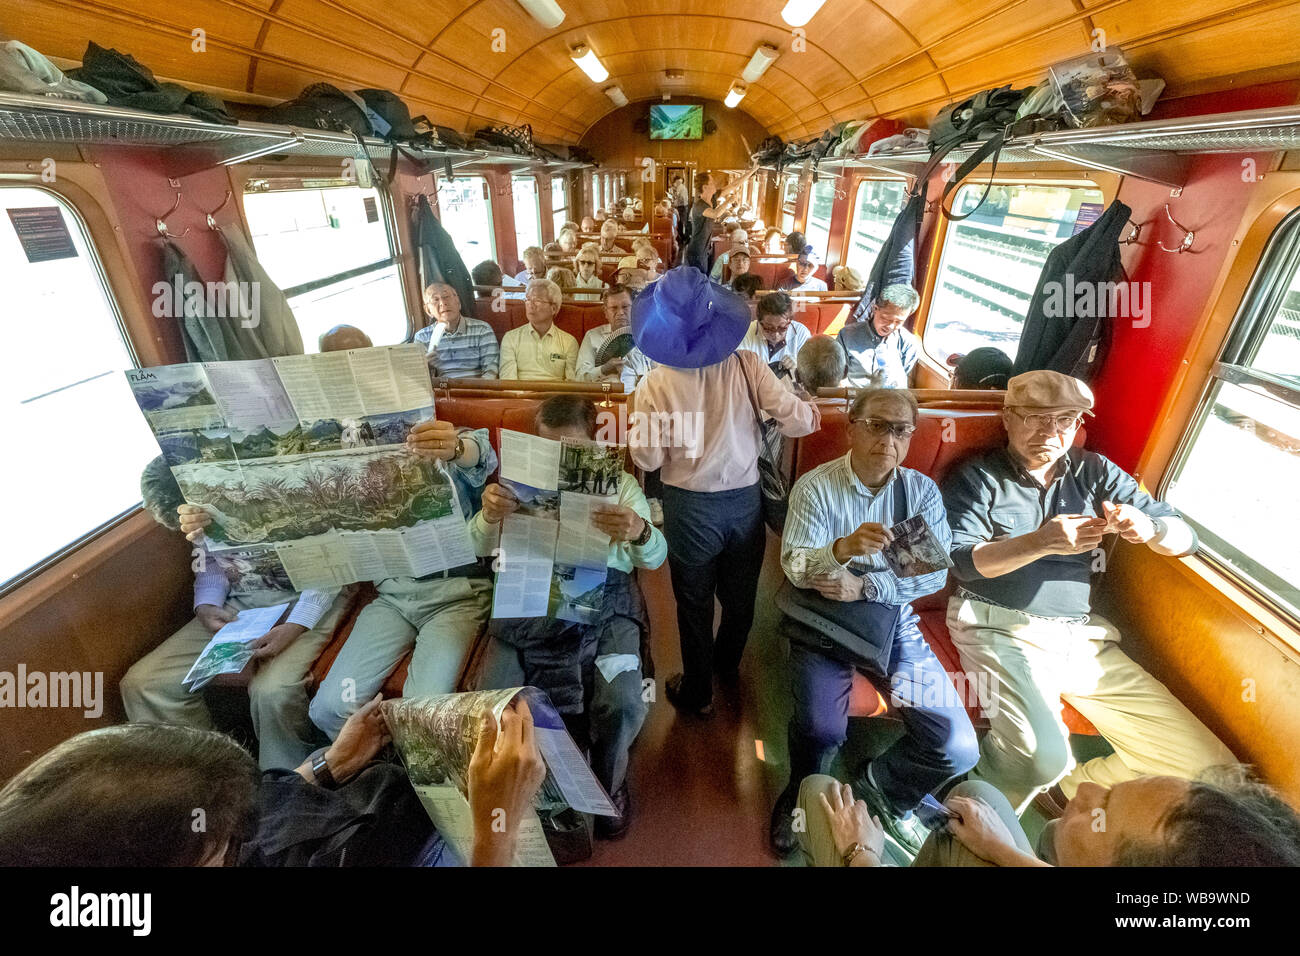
319, 325, 373, 352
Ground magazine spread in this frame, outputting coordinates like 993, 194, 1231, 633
883, 514, 954, 578
126, 345, 474, 591
492, 430, 624, 623
382, 687, 617, 867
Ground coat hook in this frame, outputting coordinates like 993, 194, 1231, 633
1158, 203, 1195, 253
202, 189, 233, 230
1120, 220, 1142, 245
155, 191, 189, 239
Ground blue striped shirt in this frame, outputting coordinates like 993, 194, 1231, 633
414, 315, 500, 378
780, 453, 950, 606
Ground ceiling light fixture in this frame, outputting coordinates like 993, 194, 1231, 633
724, 82, 747, 109
516, 0, 565, 29
742, 43, 779, 83
604, 85, 628, 107
780, 0, 826, 27
570, 43, 609, 83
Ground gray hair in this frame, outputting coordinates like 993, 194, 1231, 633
876, 283, 920, 313
796, 335, 847, 392
527, 277, 563, 309
850, 386, 919, 422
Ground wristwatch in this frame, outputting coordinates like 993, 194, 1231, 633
310, 750, 336, 789
632, 518, 654, 547
453, 436, 466, 461
842, 842, 866, 867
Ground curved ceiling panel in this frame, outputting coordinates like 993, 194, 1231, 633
4, 0, 1298, 145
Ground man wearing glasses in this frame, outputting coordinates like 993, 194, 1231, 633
738, 291, 811, 379
499, 278, 579, 381
838, 283, 921, 389
577, 284, 635, 383
771, 388, 978, 859
942, 370, 1234, 816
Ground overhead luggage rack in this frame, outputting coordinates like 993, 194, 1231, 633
0, 91, 588, 178
812, 105, 1300, 190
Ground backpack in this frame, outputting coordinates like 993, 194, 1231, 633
261, 83, 373, 136
358, 89, 416, 141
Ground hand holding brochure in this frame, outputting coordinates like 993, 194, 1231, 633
182, 602, 289, 692
883, 515, 954, 578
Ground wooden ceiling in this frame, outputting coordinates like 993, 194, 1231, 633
6, 0, 1300, 145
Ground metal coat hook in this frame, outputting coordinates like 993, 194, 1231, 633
1120, 220, 1142, 245
155, 191, 189, 239
203, 189, 233, 230
1158, 204, 1195, 253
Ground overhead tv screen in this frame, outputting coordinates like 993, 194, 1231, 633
650, 104, 703, 140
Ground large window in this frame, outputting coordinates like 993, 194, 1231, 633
436, 174, 496, 275
244, 180, 408, 352
0, 187, 159, 590
805, 178, 837, 261
512, 175, 541, 255
845, 179, 908, 275
551, 176, 569, 235
1165, 207, 1300, 623
923, 182, 1105, 362
781, 175, 799, 233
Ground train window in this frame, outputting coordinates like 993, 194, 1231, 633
243, 180, 408, 352
845, 179, 909, 275
512, 175, 542, 253
923, 182, 1104, 362
551, 177, 569, 234
781, 176, 799, 233
1165, 207, 1300, 623
805, 178, 837, 262
0, 186, 159, 591
435, 174, 496, 274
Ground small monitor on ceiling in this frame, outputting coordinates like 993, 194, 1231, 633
649, 104, 703, 140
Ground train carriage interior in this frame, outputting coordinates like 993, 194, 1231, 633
2, 0, 1300, 880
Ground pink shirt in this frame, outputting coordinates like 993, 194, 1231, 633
628, 350, 820, 492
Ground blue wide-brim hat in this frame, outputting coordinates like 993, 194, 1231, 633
630, 265, 752, 368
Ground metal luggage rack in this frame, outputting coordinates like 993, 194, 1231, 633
0, 91, 590, 178
803, 105, 1300, 190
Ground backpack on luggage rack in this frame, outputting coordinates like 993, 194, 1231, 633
261, 82, 374, 135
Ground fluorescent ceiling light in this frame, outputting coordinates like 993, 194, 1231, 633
604, 85, 628, 107
781, 0, 826, 27
516, 0, 565, 28
742, 43, 779, 83
570, 43, 609, 83
724, 83, 747, 109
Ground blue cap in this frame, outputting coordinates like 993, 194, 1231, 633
630, 265, 752, 368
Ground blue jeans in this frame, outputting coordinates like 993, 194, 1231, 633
786, 605, 979, 813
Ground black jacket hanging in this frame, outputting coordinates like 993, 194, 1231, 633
848, 190, 925, 325
1012, 198, 1131, 381
414, 194, 476, 314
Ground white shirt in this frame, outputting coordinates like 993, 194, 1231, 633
781, 275, 828, 293
577, 323, 633, 382
621, 347, 656, 393
572, 272, 605, 302
736, 318, 811, 368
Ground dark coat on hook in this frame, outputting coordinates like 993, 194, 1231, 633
414, 194, 476, 316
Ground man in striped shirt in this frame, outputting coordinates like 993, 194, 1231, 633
769, 387, 978, 860
414, 281, 500, 379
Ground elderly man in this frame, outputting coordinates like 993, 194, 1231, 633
499, 277, 579, 381
577, 284, 635, 383
318, 324, 372, 352
414, 282, 499, 379
513, 246, 547, 284
795, 765, 1300, 868
795, 333, 847, 396
769, 388, 978, 858
942, 370, 1235, 815
709, 227, 753, 281
838, 283, 921, 389
737, 291, 811, 379
779, 246, 828, 292
596, 219, 630, 257
580, 215, 597, 234
628, 267, 819, 716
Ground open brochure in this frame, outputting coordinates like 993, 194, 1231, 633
181, 602, 289, 692
382, 687, 617, 867
126, 345, 475, 592
883, 514, 954, 578
492, 430, 624, 623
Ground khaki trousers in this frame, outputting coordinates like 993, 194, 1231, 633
946, 594, 1235, 813
121, 590, 346, 771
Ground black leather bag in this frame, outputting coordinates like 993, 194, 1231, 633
262, 82, 373, 135
776, 474, 910, 676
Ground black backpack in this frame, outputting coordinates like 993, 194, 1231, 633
261, 82, 373, 136
358, 89, 416, 141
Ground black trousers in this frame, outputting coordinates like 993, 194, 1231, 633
662, 482, 765, 703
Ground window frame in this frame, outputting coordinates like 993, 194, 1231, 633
780, 174, 799, 233
551, 175, 569, 236
433, 171, 498, 269
0, 183, 147, 597
844, 176, 910, 276
511, 173, 543, 255
1160, 205, 1300, 627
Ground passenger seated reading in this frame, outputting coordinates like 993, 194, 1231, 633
837, 283, 921, 389
514, 246, 547, 284
318, 324, 371, 351
942, 370, 1235, 813
470, 395, 667, 838
737, 291, 810, 377
415, 281, 500, 379
770, 387, 978, 858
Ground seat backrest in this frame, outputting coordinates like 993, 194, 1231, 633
474, 295, 513, 340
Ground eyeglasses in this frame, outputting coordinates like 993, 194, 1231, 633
577, 259, 598, 266
1009, 409, 1083, 433
850, 418, 916, 441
